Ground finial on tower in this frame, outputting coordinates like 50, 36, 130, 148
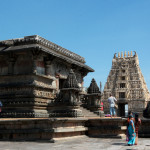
131, 51, 133, 57
124, 51, 127, 57
121, 52, 123, 58
128, 51, 130, 57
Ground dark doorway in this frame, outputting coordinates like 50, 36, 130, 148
118, 103, 126, 117
59, 79, 66, 90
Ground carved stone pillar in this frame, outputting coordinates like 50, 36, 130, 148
45, 60, 51, 76
32, 58, 37, 74
8, 57, 15, 75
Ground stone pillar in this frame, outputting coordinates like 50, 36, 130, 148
8, 57, 15, 75
45, 60, 51, 76
32, 58, 37, 74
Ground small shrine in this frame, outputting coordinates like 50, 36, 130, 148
85, 78, 104, 117
54, 69, 82, 117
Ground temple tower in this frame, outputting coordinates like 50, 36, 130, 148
103, 51, 150, 117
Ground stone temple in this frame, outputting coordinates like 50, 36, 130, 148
0, 35, 94, 118
103, 51, 150, 117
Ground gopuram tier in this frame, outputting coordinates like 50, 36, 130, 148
103, 51, 150, 117
0, 35, 94, 118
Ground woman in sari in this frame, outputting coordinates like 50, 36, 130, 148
127, 115, 136, 146
126, 111, 133, 141
134, 113, 141, 145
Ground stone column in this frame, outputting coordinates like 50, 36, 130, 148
45, 60, 51, 76
8, 57, 15, 75
32, 58, 37, 74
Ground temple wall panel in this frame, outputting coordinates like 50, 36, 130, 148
0, 59, 9, 75
14, 54, 33, 75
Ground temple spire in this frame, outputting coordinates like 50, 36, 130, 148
87, 78, 100, 94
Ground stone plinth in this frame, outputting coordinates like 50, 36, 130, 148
0, 74, 55, 118
86, 118, 127, 139
0, 118, 88, 141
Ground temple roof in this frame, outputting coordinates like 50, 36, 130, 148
87, 78, 101, 94
63, 69, 79, 89
0, 35, 94, 72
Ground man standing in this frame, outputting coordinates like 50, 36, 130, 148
108, 94, 117, 117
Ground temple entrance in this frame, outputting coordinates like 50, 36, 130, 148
118, 103, 127, 117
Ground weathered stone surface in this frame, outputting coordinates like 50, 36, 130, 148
0, 35, 94, 118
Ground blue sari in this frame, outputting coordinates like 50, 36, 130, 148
128, 120, 136, 145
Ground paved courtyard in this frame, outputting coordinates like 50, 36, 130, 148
0, 136, 150, 150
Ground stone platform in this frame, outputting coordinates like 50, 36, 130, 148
0, 118, 88, 141
0, 117, 149, 141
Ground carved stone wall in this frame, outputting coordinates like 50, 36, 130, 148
0, 35, 93, 118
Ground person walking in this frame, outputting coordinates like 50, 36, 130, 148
108, 94, 117, 117
126, 111, 133, 141
134, 113, 141, 145
127, 115, 136, 146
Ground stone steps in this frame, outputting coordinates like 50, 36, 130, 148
80, 106, 100, 117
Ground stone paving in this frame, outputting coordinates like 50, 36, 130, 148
0, 136, 150, 150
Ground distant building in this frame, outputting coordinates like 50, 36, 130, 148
103, 51, 150, 117
0, 35, 94, 117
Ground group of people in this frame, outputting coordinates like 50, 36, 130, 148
127, 111, 141, 146
107, 94, 141, 146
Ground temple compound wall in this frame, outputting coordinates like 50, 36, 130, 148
0, 35, 94, 118
103, 51, 150, 117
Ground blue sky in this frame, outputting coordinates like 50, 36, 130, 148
1, 0, 150, 90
